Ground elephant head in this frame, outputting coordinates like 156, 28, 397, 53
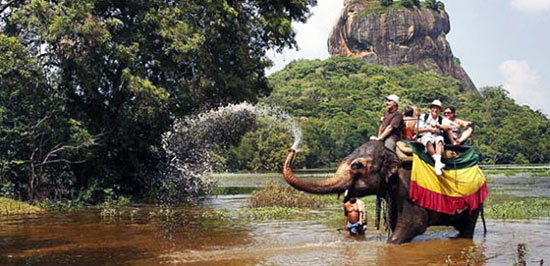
283, 141, 400, 197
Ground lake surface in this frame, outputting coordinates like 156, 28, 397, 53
1, 174, 549, 265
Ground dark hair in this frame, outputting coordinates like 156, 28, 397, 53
350, 197, 357, 204
445, 106, 456, 114
404, 106, 414, 116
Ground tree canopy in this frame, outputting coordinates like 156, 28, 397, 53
0, 0, 317, 201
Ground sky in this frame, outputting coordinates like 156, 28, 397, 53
267, 0, 550, 116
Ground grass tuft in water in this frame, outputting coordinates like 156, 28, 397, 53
238, 206, 300, 219
445, 245, 485, 266
248, 181, 331, 208
37, 198, 88, 212
148, 205, 178, 220
484, 168, 550, 177
201, 209, 231, 220
485, 198, 550, 219
99, 195, 131, 218
0, 197, 43, 215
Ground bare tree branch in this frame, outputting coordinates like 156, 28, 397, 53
43, 159, 87, 165
40, 135, 100, 166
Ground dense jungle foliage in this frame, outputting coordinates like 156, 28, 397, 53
222, 57, 550, 170
0, 0, 317, 201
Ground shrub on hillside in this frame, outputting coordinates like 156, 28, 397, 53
426, 0, 438, 10
380, 0, 393, 7
401, 0, 415, 8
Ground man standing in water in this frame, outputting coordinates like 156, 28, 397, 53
371, 94, 403, 151
343, 196, 366, 235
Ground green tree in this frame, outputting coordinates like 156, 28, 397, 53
1, 35, 95, 200
401, 0, 415, 8
1, 0, 317, 200
437, 1, 445, 10
426, 0, 439, 10
380, 0, 393, 7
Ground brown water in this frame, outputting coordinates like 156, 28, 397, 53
1, 178, 550, 265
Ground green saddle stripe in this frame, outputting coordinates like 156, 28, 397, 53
404, 140, 480, 170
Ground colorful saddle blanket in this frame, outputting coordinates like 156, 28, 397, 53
407, 142, 488, 215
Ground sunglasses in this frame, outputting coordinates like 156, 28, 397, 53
443, 111, 453, 115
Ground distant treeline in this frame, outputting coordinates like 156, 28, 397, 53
220, 57, 550, 171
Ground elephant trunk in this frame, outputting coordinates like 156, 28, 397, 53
283, 149, 352, 194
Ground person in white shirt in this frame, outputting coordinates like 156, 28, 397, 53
417, 100, 446, 175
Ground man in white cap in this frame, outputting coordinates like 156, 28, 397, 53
417, 99, 446, 175
370, 94, 403, 151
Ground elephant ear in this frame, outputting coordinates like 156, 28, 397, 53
382, 149, 400, 183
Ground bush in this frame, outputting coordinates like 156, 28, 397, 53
426, 0, 438, 10
401, 0, 415, 8
437, 1, 445, 10
380, 0, 393, 7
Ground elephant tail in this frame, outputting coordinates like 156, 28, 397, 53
481, 204, 487, 235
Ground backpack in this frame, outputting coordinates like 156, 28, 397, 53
423, 113, 443, 125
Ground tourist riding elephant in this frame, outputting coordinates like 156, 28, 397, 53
283, 140, 482, 244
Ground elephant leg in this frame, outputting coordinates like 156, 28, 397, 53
454, 209, 480, 238
387, 206, 428, 244
387, 221, 427, 244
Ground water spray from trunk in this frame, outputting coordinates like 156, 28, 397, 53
157, 102, 302, 203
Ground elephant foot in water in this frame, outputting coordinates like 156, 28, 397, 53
453, 208, 480, 239
386, 222, 428, 244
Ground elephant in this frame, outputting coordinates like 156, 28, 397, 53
283, 140, 483, 244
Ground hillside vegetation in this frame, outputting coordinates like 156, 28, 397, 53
224, 57, 550, 170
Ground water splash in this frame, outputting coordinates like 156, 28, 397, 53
158, 102, 302, 202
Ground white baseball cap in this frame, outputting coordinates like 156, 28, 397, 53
430, 99, 442, 109
385, 94, 399, 105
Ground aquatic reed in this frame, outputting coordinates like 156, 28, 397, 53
0, 197, 43, 215
248, 180, 327, 208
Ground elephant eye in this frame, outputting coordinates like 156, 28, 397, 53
351, 161, 364, 170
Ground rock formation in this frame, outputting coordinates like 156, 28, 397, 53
328, 1, 477, 91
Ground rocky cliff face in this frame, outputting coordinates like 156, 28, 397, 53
328, 1, 477, 91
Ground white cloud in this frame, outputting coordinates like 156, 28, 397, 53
510, 0, 550, 12
266, 0, 344, 74
499, 60, 549, 115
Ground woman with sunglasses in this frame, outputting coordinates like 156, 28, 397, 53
441, 106, 474, 146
